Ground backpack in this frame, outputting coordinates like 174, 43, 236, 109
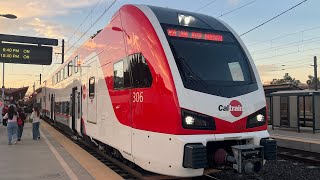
17, 117, 23, 126
2, 119, 7, 126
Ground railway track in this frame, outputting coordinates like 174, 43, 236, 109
277, 147, 320, 166
43, 118, 202, 179
45, 118, 289, 180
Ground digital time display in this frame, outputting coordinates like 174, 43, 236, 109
0, 43, 53, 65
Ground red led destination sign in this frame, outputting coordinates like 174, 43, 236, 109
0, 43, 53, 65
167, 28, 224, 42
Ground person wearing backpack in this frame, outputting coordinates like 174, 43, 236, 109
17, 107, 26, 141
2, 105, 8, 126
30, 107, 41, 140
3, 105, 18, 145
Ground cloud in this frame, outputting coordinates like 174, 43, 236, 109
0, 17, 76, 40
0, 0, 100, 19
227, 0, 240, 6
256, 64, 279, 83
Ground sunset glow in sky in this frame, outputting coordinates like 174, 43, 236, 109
0, 0, 318, 92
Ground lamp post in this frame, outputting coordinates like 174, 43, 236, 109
0, 13, 17, 101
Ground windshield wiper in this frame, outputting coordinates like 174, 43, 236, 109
176, 56, 208, 87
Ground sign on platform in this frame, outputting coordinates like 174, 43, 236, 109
0, 43, 53, 65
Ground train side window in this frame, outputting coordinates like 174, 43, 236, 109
74, 56, 79, 73
64, 65, 68, 79
89, 77, 95, 99
68, 62, 73, 77
60, 70, 62, 81
130, 53, 152, 88
114, 61, 124, 89
62, 67, 66, 80
123, 57, 131, 88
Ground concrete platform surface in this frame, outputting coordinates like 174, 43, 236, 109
0, 121, 122, 180
269, 126, 320, 153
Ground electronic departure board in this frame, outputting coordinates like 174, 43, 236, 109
0, 43, 52, 65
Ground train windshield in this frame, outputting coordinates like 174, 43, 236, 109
165, 27, 257, 97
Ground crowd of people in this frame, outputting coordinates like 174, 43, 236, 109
1, 103, 41, 145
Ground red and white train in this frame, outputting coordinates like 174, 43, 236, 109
39, 4, 276, 177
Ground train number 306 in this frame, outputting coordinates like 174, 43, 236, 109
133, 92, 144, 102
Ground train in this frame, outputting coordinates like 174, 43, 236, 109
37, 4, 277, 177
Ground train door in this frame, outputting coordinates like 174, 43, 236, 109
71, 87, 77, 133
112, 58, 132, 159
87, 61, 97, 126
50, 94, 55, 121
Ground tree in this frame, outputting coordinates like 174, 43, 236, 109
270, 73, 301, 86
306, 75, 320, 89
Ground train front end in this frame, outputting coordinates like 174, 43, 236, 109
136, 5, 277, 177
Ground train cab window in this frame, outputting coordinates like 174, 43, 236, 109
89, 77, 95, 98
129, 53, 152, 88
114, 61, 124, 89
68, 62, 73, 76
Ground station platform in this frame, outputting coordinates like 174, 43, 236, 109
0, 121, 122, 180
269, 126, 320, 153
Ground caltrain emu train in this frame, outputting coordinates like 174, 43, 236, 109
39, 4, 277, 177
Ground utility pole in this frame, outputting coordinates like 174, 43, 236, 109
62, 39, 64, 64
314, 56, 318, 91
2, 63, 4, 100
40, 74, 42, 85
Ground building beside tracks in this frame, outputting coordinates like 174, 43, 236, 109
2, 86, 29, 103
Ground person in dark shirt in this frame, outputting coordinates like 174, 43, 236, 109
17, 107, 26, 141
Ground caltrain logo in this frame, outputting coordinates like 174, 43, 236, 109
218, 100, 243, 117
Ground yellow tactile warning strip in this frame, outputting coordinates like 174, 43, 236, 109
271, 134, 320, 145
41, 121, 123, 180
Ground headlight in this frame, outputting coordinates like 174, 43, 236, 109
246, 107, 267, 128
182, 109, 215, 130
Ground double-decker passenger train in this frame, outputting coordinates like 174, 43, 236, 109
38, 4, 276, 177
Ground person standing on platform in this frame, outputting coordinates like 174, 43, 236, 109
30, 107, 41, 140
3, 105, 18, 145
17, 106, 26, 141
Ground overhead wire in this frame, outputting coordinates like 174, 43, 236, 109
254, 46, 320, 62
250, 36, 320, 54
66, 0, 103, 45
259, 56, 315, 66
42, 0, 117, 82
217, 0, 257, 18
248, 27, 320, 47
240, 0, 308, 36
65, 0, 117, 55
194, 0, 218, 12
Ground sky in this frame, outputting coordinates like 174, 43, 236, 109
0, 0, 319, 92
